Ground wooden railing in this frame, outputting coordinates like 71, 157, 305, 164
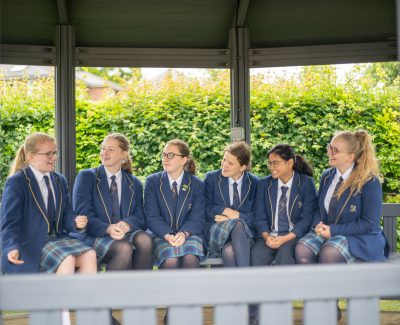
1, 263, 400, 325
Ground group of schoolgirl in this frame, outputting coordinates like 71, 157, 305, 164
1, 130, 388, 320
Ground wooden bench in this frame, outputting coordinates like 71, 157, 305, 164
200, 203, 400, 267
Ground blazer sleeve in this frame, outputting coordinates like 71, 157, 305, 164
0, 178, 24, 255
291, 176, 317, 238
144, 176, 174, 238
180, 180, 205, 235
204, 172, 226, 221
330, 177, 383, 236
254, 180, 271, 236
73, 170, 110, 237
59, 175, 79, 233
122, 177, 146, 231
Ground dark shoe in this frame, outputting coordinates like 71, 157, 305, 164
163, 311, 168, 325
249, 316, 259, 325
111, 315, 122, 325
337, 305, 342, 321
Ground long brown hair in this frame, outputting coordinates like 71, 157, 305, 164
9, 133, 56, 177
102, 133, 133, 174
334, 130, 380, 197
165, 139, 197, 175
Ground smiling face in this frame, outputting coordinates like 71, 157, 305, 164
28, 140, 57, 174
221, 151, 246, 180
162, 144, 187, 179
100, 138, 128, 173
327, 136, 355, 173
267, 152, 294, 183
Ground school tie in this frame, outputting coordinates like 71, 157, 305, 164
277, 186, 289, 234
43, 175, 56, 233
231, 182, 240, 210
172, 181, 178, 218
110, 175, 121, 222
327, 176, 343, 224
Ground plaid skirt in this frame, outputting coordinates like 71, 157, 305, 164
208, 219, 253, 258
40, 236, 93, 273
93, 229, 142, 263
298, 232, 361, 263
153, 235, 205, 267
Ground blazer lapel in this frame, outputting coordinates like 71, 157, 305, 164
22, 168, 50, 232
238, 172, 252, 209
334, 187, 352, 224
288, 172, 301, 218
50, 172, 63, 232
267, 178, 278, 230
175, 172, 192, 227
96, 166, 113, 221
159, 171, 174, 225
120, 172, 134, 217
217, 171, 230, 207
319, 168, 336, 221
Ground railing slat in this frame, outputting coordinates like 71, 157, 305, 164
169, 306, 202, 325
76, 309, 110, 325
215, 304, 248, 325
29, 310, 62, 325
123, 307, 156, 325
304, 300, 337, 325
348, 298, 379, 325
259, 302, 292, 325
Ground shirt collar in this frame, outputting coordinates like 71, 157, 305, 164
277, 172, 294, 190
335, 163, 354, 181
104, 167, 122, 180
168, 171, 184, 187
29, 165, 51, 183
228, 172, 244, 187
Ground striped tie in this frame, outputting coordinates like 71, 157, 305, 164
277, 186, 289, 234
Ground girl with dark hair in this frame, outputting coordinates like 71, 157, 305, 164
144, 139, 206, 270
72, 133, 153, 272
204, 141, 259, 267
251, 144, 317, 266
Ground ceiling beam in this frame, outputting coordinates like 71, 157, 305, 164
236, 0, 250, 27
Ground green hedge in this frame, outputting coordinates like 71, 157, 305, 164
1, 66, 399, 200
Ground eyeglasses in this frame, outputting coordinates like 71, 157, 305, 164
267, 160, 286, 168
33, 151, 58, 159
326, 143, 340, 155
161, 152, 185, 160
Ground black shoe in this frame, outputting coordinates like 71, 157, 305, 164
163, 311, 168, 325
337, 305, 342, 321
249, 316, 259, 325
111, 315, 122, 325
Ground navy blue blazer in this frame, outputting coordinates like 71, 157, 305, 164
72, 165, 146, 244
315, 168, 387, 262
0, 167, 78, 274
254, 171, 317, 239
144, 171, 205, 240
204, 170, 259, 239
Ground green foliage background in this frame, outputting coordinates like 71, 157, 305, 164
1, 64, 399, 202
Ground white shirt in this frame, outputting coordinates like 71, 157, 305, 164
104, 167, 122, 203
228, 173, 244, 206
29, 165, 55, 209
272, 173, 294, 234
168, 171, 184, 194
324, 165, 354, 213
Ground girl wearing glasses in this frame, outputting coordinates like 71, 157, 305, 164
72, 133, 153, 272
145, 139, 206, 271
204, 141, 259, 267
252, 144, 317, 266
0, 132, 97, 275
296, 130, 388, 265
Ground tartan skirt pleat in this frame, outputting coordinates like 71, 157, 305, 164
153, 235, 204, 267
208, 219, 253, 258
93, 229, 142, 263
40, 236, 93, 273
298, 232, 361, 263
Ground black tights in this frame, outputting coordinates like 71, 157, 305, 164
295, 243, 347, 264
160, 254, 199, 269
222, 221, 250, 267
102, 231, 153, 271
